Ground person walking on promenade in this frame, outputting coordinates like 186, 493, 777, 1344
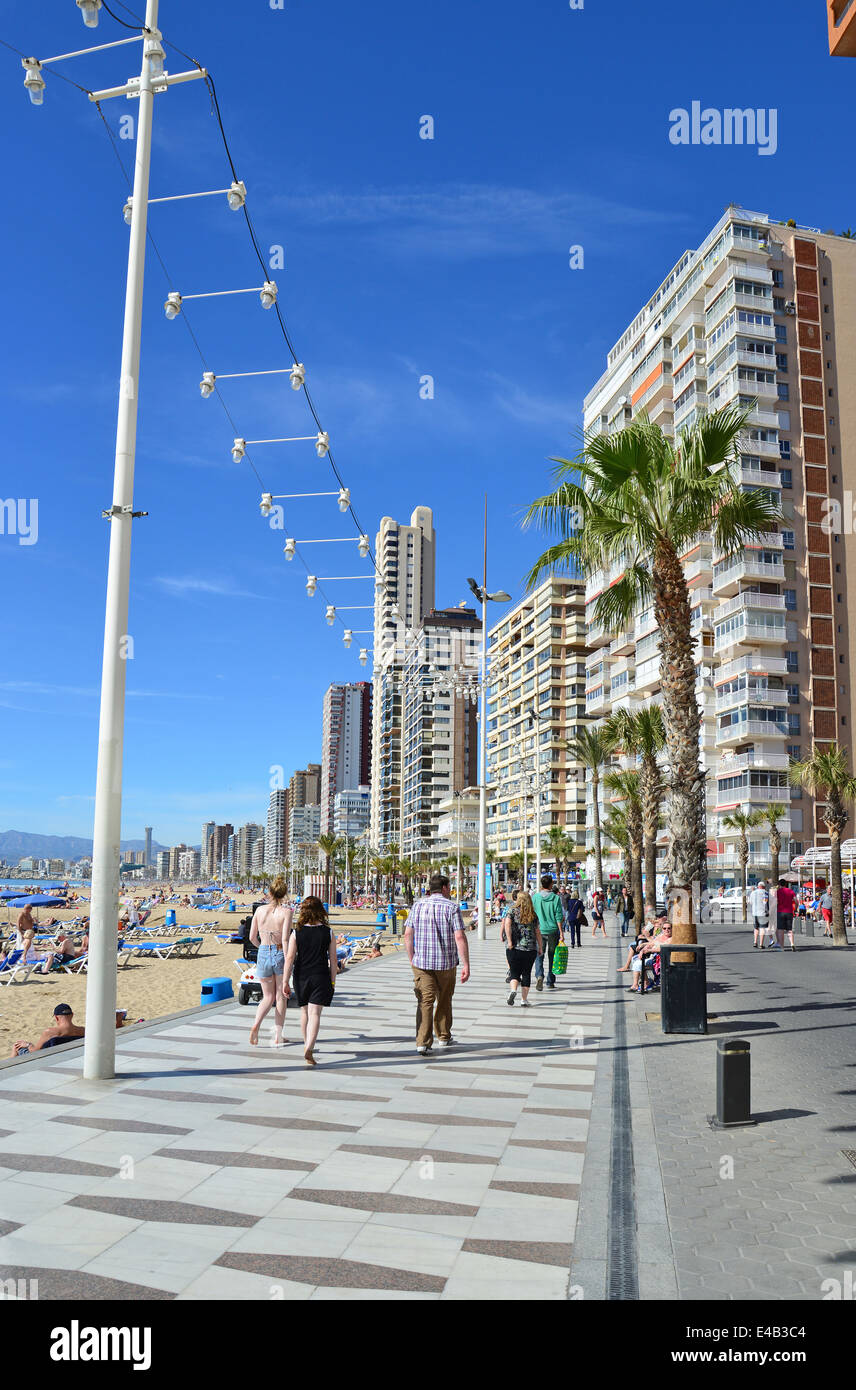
501, 890, 543, 1007
749, 881, 769, 950
248, 875, 293, 1047
404, 872, 470, 1055
533, 874, 565, 991
591, 892, 607, 937
283, 896, 338, 1066
772, 878, 797, 951
616, 886, 629, 937
819, 887, 833, 938
565, 887, 584, 948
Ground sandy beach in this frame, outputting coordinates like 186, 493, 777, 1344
0, 895, 401, 1056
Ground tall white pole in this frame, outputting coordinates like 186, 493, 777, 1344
84, 0, 159, 1081
477, 591, 488, 941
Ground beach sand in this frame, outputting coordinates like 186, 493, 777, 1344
0, 897, 401, 1056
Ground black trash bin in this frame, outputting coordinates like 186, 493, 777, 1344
659, 943, 707, 1034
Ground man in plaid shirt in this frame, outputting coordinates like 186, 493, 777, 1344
404, 872, 470, 1054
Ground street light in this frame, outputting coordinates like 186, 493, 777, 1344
466, 570, 511, 940
77, 0, 102, 28
22, 59, 45, 106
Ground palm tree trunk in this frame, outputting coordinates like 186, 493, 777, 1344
631, 850, 643, 928
740, 845, 748, 925
592, 770, 604, 893
641, 755, 660, 911
770, 848, 780, 885
653, 544, 705, 944
830, 833, 848, 947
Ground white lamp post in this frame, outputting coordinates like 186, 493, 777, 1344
467, 552, 510, 938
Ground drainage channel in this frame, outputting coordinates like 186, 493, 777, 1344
606, 955, 639, 1300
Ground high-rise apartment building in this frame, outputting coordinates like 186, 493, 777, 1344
400, 606, 481, 858
178, 848, 201, 879
201, 822, 215, 875
236, 823, 264, 877
580, 206, 856, 885
144, 827, 152, 868
320, 682, 372, 835
487, 580, 591, 865
828, 0, 856, 55
155, 850, 170, 880
208, 824, 233, 877
288, 804, 321, 865
168, 844, 187, 878
287, 764, 321, 850
370, 506, 437, 847
333, 786, 371, 840
265, 790, 289, 873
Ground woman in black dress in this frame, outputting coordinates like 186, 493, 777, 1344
283, 897, 338, 1066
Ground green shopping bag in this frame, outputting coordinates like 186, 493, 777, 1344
552, 942, 568, 976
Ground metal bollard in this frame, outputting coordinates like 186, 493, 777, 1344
709, 1038, 756, 1129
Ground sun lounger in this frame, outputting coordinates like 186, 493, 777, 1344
0, 951, 41, 986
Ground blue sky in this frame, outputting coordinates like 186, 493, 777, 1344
0, 0, 850, 846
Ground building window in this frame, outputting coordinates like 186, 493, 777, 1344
780, 467, 792, 487
779, 440, 791, 459
785, 650, 798, 673
782, 530, 795, 550
773, 270, 784, 287
777, 383, 790, 401
775, 324, 787, 343
775, 353, 788, 371
787, 744, 801, 762
784, 589, 797, 610
787, 713, 801, 735
787, 683, 800, 705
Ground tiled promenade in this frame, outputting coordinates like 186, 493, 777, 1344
0, 935, 612, 1300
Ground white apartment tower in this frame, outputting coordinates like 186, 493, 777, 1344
369, 506, 436, 848
580, 206, 856, 886
320, 682, 372, 835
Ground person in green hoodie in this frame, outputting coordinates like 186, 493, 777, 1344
533, 875, 565, 991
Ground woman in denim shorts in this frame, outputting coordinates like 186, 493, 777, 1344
248, 876, 294, 1047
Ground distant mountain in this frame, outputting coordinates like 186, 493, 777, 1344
0, 830, 168, 863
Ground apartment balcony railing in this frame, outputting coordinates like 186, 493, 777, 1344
715, 620, 787, 652
717, 750, 791, 773
712, 557, 785, 596
716, 718, 789, 745
744, 406, 781, 430
716, 686, 789, 712
714, 591, 786, 623
714, 784, 791, 807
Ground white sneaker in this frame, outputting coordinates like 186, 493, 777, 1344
416, 1045, 430, 1054
436, 1038, 454, 1048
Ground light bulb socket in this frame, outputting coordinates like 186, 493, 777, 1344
338, 487, 351, 512
164, 292, 182, 320
123, 198, 133, 225
231, 437, 246, 463
227, 180, 247, 211
200, 372, 216, 398
22, 59, 45, 105
315, 431, 330, 458
290, 363, 306, 391
77, 0, 102, 27
260, 280, 278, 309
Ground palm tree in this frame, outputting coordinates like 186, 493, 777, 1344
386, 842, 400, 901
790, 744, 856, 947
369, 852, 386, 907
507, 851, 525, 886
606, 706, 667, 913
544, 824, 572, 886
602, 808, 630, 879
719, 809, 765, 923
604, 768, 644, 926
563, 726, 619, 898
759, 803, 785, 886
316, 833, 340, 905
524, 403, 782, 943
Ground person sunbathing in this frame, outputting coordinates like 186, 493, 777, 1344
55, 934, 87, 965
369, 943, 383, 958
12, 1003, 84, 1055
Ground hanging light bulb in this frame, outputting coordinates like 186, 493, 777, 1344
76, 0, 101, 28
123, 198, 133, 226
315, 431, 330, 458
306, 575, 317, 597
325, 605, 336, 626
231, 438, 246, 463
284, 538, 296, 560
337, 487, 350, 513
144, 30, 166, 78
22, 59, 45, 106
227, 180, 247, 211
200, 372, 216, 398
260, 493, 273, 516
164, 292, 182, 320
358, 534, 370, 558
343, 630, 353, 649
289, 363, 305, 391
359, 648, 369, 667
260, 280, 278, 309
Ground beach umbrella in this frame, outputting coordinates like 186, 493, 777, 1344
7, 894, 68, 907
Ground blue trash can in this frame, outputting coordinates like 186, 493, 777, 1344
228, 899, 236, 912
164, 909, 176, 928
459, 900, 468, 911
200, 976, 233, 1006
375, 910, 386, 925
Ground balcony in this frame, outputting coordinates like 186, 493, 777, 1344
634, 654, 661, 695
745, 406, 781, 430
715, 784, 791, 807
712, 555, 784, 596
717, 718, 789, 746
714, 591, 786, 623
714, 657, 789, 690
716, 686, 789, 712
717, 750, 791, 774
715, 620, 787, 654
